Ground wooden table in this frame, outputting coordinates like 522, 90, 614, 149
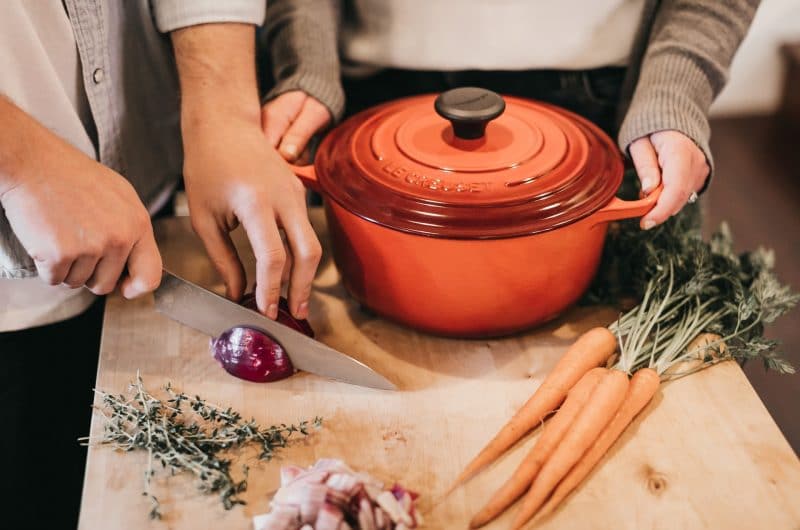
79, 210, 800, 530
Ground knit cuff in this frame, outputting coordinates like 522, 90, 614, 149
618, 52, 716, 185
262, 0, 344, 123
263, 73, 345, 124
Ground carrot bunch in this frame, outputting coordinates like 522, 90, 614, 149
449, 220, 798, 528
449, 327, 662, 529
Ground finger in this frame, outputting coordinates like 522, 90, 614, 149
35, 257, 72, 286
294, 147, 314, 166
119, 229, 162, 299
640, 151, 694, 229
239, 208, 285, 319
262, 91, 306, 148
63, 254, 101, 288
278, 100, 330, 162
280, 235, 292, 285
279, 205, 322, 320
85, 249, 128, 295
191, 216, 247, 301
629, 137, 661, 195
693, 155, 711, 192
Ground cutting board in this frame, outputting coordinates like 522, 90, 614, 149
79, 210, 800, 530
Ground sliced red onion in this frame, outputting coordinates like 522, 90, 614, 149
253, 459, 421, 529
241, 293, 315, 338
211, 295, 314, 383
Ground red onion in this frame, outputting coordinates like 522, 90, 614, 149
211, 295, 314, 383
253, 459, 423, 529
240, 293, 315, 338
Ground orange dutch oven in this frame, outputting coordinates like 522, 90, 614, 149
291, 88, 659, 337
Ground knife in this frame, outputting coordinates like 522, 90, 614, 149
153, 270, 395, 390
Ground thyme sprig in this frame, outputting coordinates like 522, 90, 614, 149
595, 215, 798, 379
80, 373, 322, 519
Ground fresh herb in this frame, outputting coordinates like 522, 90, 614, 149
594, 216, 798, 378
80, 373, 322, 519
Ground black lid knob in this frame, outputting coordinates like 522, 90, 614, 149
434, 87, 506, 140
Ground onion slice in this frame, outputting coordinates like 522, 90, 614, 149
254, 459, 422, 529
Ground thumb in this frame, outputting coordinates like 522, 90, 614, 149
261, 91, 306, 147
629, 136, 662, 195
278, 98, 331, 162
120, 229, 162, 299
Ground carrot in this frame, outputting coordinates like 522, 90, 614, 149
510, 369, 630, 530
536, 368, 661, 520
469, 367, 606, 529
450, 327, 616, 491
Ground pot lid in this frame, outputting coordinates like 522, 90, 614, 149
313, 87, 624, 239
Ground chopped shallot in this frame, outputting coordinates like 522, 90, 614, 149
253, 459, 422, 530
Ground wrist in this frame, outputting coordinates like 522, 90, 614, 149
172, 23, 262, 136
0, 147, 24, 197
180, 94, 262, 138
0, 99, 50, 197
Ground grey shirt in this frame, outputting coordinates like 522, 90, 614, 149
0, 0, 266, 330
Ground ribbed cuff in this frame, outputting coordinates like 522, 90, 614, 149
262, 0, 344, 123
618, 52, 716, 186
152, 0, 266, 33
263, 74, 345, 124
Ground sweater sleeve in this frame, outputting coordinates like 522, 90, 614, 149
618, 0, 761, 174
260, 0, 345, 123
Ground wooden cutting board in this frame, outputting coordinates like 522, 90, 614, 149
78, 210, 800, 530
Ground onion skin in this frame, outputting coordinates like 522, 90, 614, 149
211, 326, 296, 382
211, 295, 315, 383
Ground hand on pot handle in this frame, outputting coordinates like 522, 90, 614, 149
629, 131, 710, 230
262, 91, 331, 163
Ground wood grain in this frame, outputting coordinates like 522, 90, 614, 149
78, 210, 800, 530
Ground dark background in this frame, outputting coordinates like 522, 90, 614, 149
704, 111, 799, 453
703, 42, 800, 451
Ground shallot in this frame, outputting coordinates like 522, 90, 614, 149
253, 459, 423, 530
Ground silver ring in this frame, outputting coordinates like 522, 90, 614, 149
687, 191, 699, 204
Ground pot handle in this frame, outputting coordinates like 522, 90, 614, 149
591, 184, 663, 226
289, 163, 320, 193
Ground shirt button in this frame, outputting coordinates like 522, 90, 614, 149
92, 68, 105, 84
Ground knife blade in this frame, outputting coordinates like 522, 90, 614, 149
153, 270, 395, 390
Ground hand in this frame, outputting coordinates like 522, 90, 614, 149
182, 116, 322, 320
262, 91, 331, 162
172, 24, 321, 320
629, 130, 710, 229
0, 136, 161, 298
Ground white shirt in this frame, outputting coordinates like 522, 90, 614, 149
0, 0, 266, 331
341, 0, 646, 72
0, 3, 97, 331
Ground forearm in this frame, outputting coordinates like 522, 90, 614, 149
0, 96, 75, 196
171, 23, 262, 135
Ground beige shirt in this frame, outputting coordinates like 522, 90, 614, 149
340, 0, 646, 73
0, 0, 266, 331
